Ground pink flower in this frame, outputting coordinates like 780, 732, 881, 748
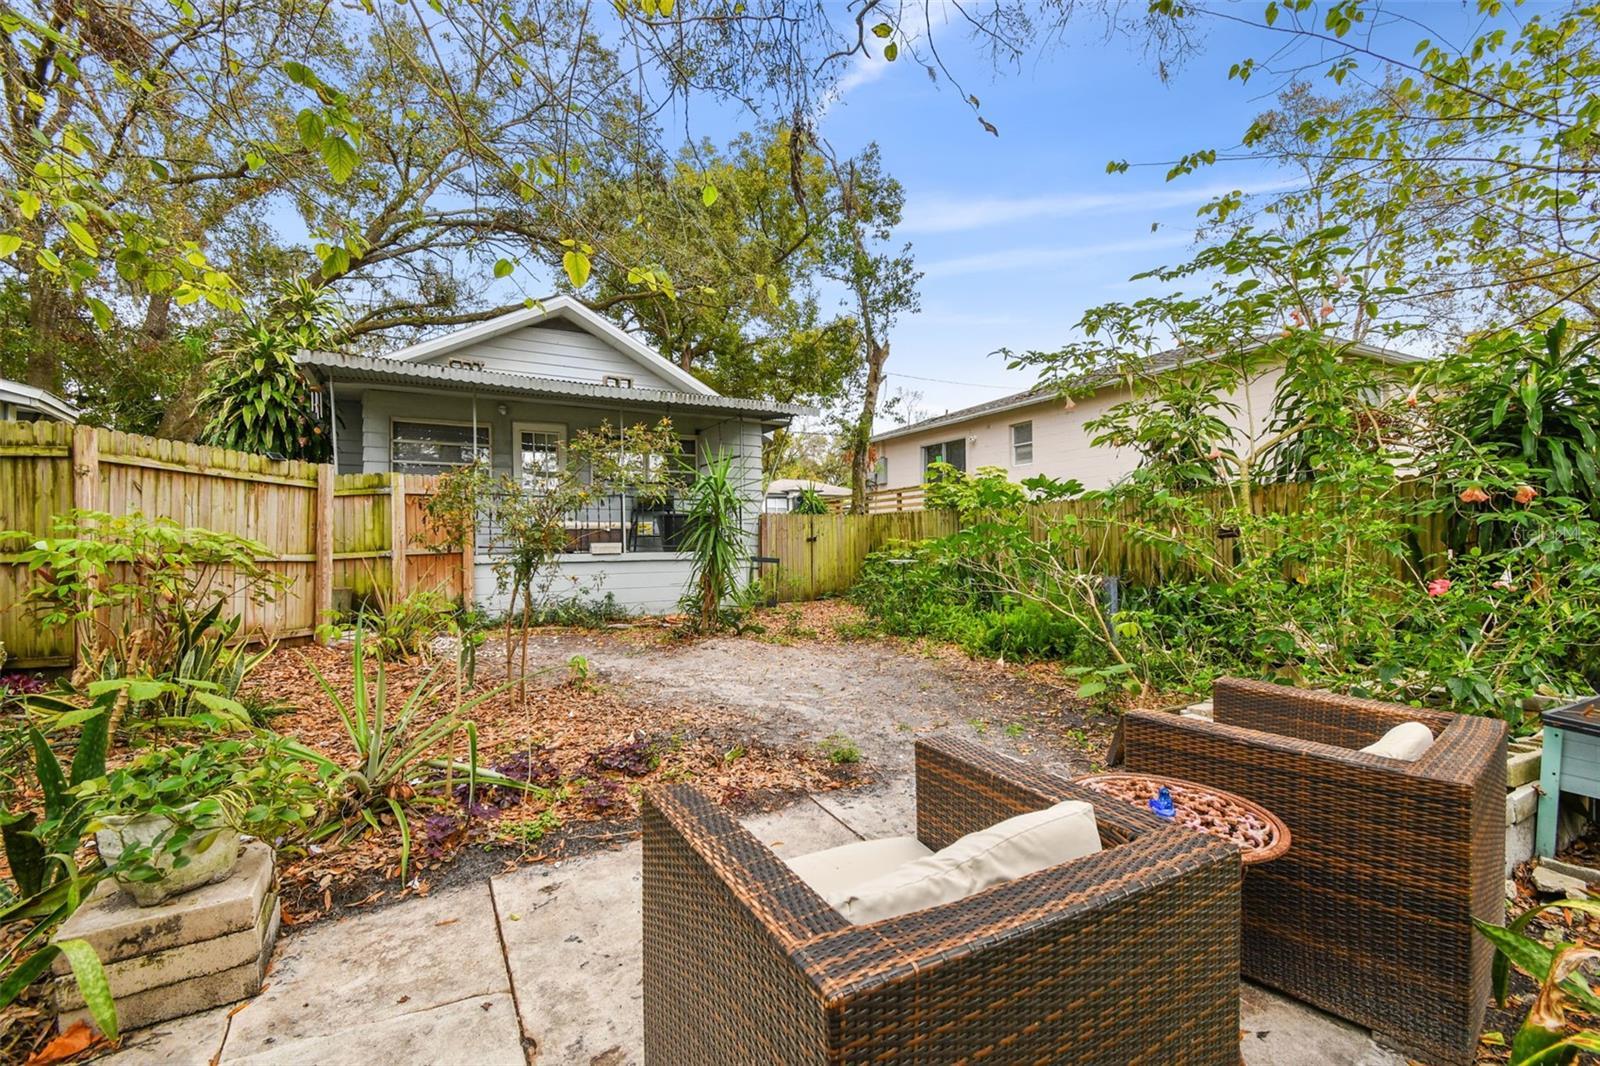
1205, 446, 1222, 460
1492, 578, 1515, 591
1288, 309, 1304, 327
1514, 484, 1538, 504
1404, 386, 1420, 408
1320, 302, 1334, 319
1426, 578, 1452, 597
1459, 486, 1490, 504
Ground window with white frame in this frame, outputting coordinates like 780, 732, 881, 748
390, 420, 490, 476
921, 437, 966, 473
1011, 421, 1034, 465
513, 422, 565, 493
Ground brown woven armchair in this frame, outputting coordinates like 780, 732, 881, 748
642, 734, 1241, 1065
1120, 677, 1506, 1066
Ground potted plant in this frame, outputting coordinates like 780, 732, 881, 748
85, 736, 322, 906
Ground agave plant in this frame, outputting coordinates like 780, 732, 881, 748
288, 633, 535, 881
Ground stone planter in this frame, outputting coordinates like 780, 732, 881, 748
95, 805, 241, 907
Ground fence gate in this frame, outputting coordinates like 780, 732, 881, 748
758, 510, 959, 602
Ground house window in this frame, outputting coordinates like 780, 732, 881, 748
873, 456, 888, 486
921, 438, 966, 474
602, 375, 633, 388
1011, 421, 1034, 466
390, 420, 490, 476
513, 422, 565, 493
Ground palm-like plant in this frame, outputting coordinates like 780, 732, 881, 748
680, 453, 748, 629
197, 281, 340, 462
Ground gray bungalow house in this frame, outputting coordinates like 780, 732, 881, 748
295, 296, 808, 615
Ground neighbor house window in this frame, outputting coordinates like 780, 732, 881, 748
391, 420, 490, 476
603, 375, 633, 388
921, 438, 966, 473
1011, 421, 1034, 465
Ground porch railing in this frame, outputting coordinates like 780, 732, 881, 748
474, 491, 689, 556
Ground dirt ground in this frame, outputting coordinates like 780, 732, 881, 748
237, 601, 1120, 923
483, 600, 1119, 783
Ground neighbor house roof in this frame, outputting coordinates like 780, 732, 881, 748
870, 338, 1425, 444
766, 478, 851, 497
296, 351, 812, 421
383, 294, 715, 397
0, 378, 78, 422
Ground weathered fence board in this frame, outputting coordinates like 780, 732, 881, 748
0, 422, 75, 666
761, 481, 1457, 603
0, 428, 472, 668
758, 509, 959, 601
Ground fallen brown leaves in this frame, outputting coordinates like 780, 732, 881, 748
22, 1022, 107, 1066
245, 640, 853, 924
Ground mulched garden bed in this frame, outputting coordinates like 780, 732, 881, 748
245, 642, 858, 924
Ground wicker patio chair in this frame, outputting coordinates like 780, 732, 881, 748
1119, 677, 1506, 1066
642, 734, 1242, 1065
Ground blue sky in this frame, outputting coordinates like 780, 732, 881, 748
810, 18, 1306, 419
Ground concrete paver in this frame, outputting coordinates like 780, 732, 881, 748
221, 881, 518, 1063
226, 993, 522, 1066
491, 847, 642, 1066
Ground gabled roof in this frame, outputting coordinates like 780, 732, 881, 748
385, 294, 715, 397
297, 351, 812, 421
871, 338, 1425, 444
0, 378, 78, 422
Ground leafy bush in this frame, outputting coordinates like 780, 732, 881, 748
322, 584, 461, 661
851, 542, 1095, 664
3, 510, 283, 684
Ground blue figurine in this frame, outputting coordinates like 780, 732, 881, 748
1148, 785, 1176, 819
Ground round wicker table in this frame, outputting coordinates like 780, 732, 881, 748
1072, 771, 1291, 865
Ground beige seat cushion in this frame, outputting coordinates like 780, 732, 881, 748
821, 800, 1101, 925
783, 836, 933, 899
1359, 721, 1436, 761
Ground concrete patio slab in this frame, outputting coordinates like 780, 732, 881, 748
810, 779, 916, 840
740, 795, 865, 857
221, 882, 517, 1062
491, 847, 642, 1066
1240, 981, 1407, 1066
94, 1004, 231, 1066
226, 992, 522, 1066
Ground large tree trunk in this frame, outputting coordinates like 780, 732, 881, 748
849, 340, 887, 514
24, 275, 71, 393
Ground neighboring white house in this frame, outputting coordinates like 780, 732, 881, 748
295, 296, 810, 615
870, 342, 1423, 491
763, 478, 851, 513
0, 378, 77, 423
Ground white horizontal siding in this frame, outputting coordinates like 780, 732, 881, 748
473, 555, 696, 616
878, 364, 1290, 490
416, 325, 677, 390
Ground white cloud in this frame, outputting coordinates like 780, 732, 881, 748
921, 234, 1192, 278
901, 179, 1297, 235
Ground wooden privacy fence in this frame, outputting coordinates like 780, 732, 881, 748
757, 509, 960, 601
0, 423, 470, 668
760, 480, 1456, 603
